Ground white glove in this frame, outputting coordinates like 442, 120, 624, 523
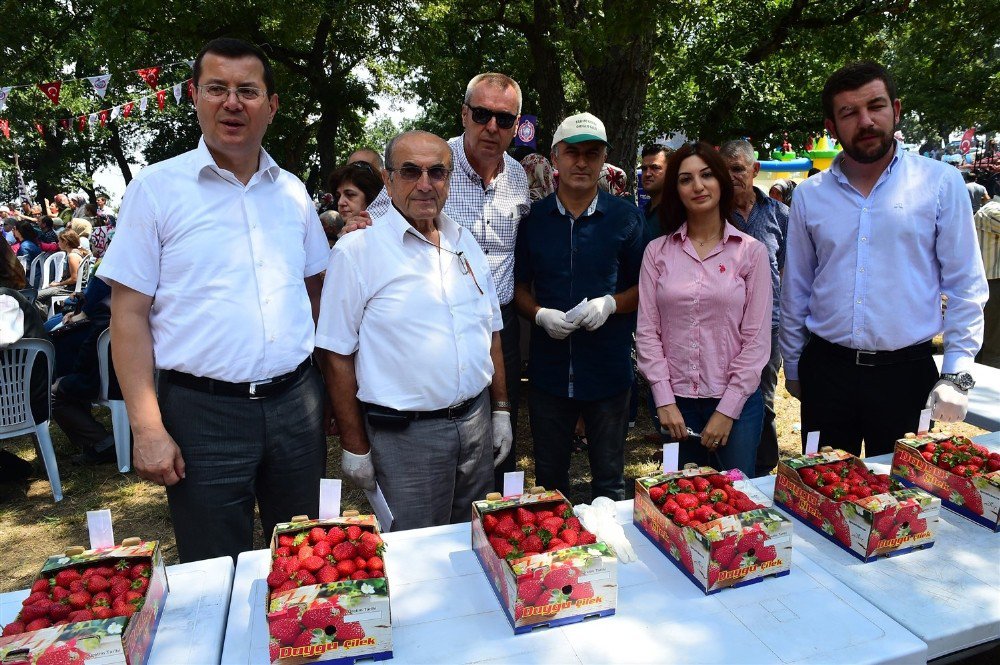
572, 295, 616, 331
574, 498, 637, 563
492, 411, 513, 467
536, 307, 578, 340
925, 379, 969, 423
341, 449, 377, 491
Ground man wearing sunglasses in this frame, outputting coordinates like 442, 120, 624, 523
366, 73, 530, 491
317, 130, 510, 531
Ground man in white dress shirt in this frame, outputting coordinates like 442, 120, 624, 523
98, 38, 330, 562
317, 130, 513, 531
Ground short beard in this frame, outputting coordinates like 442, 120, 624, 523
841, 129, 895, 164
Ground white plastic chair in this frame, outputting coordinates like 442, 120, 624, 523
0, 338, 62, 500
97, 327, 131, 472
28, 253, 48, 288
41, 251, 67, 289
48, 255, 94, 318
17, 255, 28, 273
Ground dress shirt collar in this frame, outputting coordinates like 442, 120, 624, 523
670, 221, 745, 245
554, 190, 601, 219
829, 139, 903, 186
194, 136, 281, 184
453, 133, 506, 187
384, 201, 463, 247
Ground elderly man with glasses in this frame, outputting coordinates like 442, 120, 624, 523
317, 130, 510, 531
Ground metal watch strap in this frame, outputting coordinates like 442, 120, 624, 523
492, 400, 512, 410
940, 372, 975, 391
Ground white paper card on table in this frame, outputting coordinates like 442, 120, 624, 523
365, 484, 393, 532
662, 442, 679, 472
318, 478, 342, 519
87, 509, 114, 549
805, 431, 821, 454
918, 408, 932, 434
503, 471, 524, 497
564, 298, 588, 322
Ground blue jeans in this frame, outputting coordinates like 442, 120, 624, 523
673, 389, 764, 477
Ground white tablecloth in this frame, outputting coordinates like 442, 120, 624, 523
222, 503, 926, 665
1, 556, 234, 664
751, 434, 1000, 660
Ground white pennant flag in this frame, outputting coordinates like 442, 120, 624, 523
0, 87, 10, 111
88, 113, 98, 126
185, 59, 194, 69
110, 105, 120, 120
139, 96, 148, 113
173, 83, 182, 104
86, 74, 111, 98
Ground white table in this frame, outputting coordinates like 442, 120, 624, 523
222, 503, 926, 665
1, 556, 234, 664
752, 438, 1000, 661
933, 356, 1000, 430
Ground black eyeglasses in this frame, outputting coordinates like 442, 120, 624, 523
465, 104, 518, 129
387, 165, 453, 183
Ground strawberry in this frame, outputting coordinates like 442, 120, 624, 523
516, 507, 537, 526
86, 575, 110, 593
692, 476, 711, 492
109, 576, 130, 598
522, 534, 544, 553
755, 545, 778, 562
367, 557, 384, 573
129, 563, 151, 580
346, 525, 362, 542
270, 618, 302, 646
482, 513, 499, 533
317, 565, 339, 584
832, 519, 851, 546
91, 591, 111, 607
309, 527, 328, 544
676, 478, 695, 492
336, 560, 357, 577
292, 570, 316, 586
2, 621, 24, 636
675, 493, 698, 510
93, 606, 114, 620
332, 541, 357, 561
54, 570, 81, 588
51, 586, 70, 601
543, 565, 578, 590
69, 580, 85, 593
577, 531, 597, 545
351, 570, 370, 580
312, 540, 332, 559
560, 529, 579, 547
894, 504, 920, 525
297, 544, 314, 561
68, 610, 93, 623
25, 618, 52, 631
302, 555, 325, 573
301, 602, 342, 629
541, 517, 564, 533
267, 569, 290, 588
31, 578, 51, 593
331, 618, 366, 641
708, 562, 721, 587
68, 592, 92, 609
326, 527, 347, 544
564, 516, 582, 531
713, 540, 738, 568
36, 643, 88, 665
22, 591, 48, 607
518, 578, 546, 605
649, 486, 666, 504
278, 534, 296, 549
354, 556, 368, 570
947, 475, 984, 514
294, 629, 317, 647
357, 532, 383, 558
276, 581, 297, 593
130, 577, 149, 595
908, 518, 928, 535
569, 581, 594, 600
274, 546, 291, 558
872, 511, 896, 536
534, 510, 553, 522
49, 602, 72, 621
736, 529, 765, 555
708, 489, 728, 503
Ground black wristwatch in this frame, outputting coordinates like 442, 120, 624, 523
940, 372, 975, 391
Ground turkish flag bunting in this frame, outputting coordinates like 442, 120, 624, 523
156, 89, 167, 110
78, 115, 87, 132
60, 119, 70, 130
98, 109, 110, 127
187, 79, 195, 100
137, 67, 160, 89
122, 101, 134, 118
0, 119, 9, 139
37, 81, 62, 105
35, 122, 45, 136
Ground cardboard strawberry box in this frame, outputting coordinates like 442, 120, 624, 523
471, 488, 617, 633
892, 431, 1000, 531
633, 466, 792, 593
774, 449, 941, 561
0, 537, 168, 664
264, 512, 391, 664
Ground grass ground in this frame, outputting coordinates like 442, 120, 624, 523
0, 370, 986, 593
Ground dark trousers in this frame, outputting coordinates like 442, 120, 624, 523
159, 366, 327, 563
754, 326, 782, 476
493, 301, 521, 490
529, 386, 630, 501
976, 278, 999, 368
799, 337, 938, 458
52, 390, 112, 453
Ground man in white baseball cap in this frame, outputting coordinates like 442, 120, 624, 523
513, 112, 646, 501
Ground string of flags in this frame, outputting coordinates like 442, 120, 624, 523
0, 58, 195, 140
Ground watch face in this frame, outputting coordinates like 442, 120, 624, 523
945, 373, 975, 390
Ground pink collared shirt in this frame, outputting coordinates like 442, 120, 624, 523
636, 221, 772, 419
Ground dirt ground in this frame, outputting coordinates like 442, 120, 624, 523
0, 371, 987, 592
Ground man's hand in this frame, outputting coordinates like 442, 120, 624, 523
341, 449, 376, 490
133, 427, 186, 486
926, 379, 968, 423
573, 294, 616, 331
492, 411, 513, 467
535, 308, 578, 340
785, 379, 801, 400
656, 403, 686, 441
701, 411, 734, 450
339, 210, 373, 237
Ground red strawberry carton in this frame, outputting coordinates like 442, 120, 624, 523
0, 537, 168, 665
471, 487, 618, 633
265, 512, 391, 664
775, 448, 941, 561
633, 466, 792, 594
892, 431, 1000, 531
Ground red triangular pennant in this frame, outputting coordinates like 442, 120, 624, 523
122, 101, 134, 118
137, 67, 160, 89
78, 115, 87, 132
60, 118, 70, 130
37, 81, 62, 105
187, 79, 195, 100
0, 119, 9, 139
156, 89, 167, 110
98, 109, 110, 127
35, 122, 45, 136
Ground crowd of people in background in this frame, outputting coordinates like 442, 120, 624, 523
1, 38, 996, 567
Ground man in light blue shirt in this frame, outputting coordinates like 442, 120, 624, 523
780, 62, 987, 457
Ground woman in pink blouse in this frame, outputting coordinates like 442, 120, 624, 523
636, 141, 772, 476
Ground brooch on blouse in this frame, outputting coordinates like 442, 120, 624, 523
719, 264, 726, 273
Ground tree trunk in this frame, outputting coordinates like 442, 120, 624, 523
524, 0, 566, 152
107, 120, 133, 185
316, 97, 341, 186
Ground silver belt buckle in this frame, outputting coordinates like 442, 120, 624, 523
856, 350, 877, 367
249, 377, 273, 397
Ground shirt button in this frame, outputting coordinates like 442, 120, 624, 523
270, 335, 276, 342
257, 260, 264, 267
691, 342, 697, 348
861, 237, 867, 242
857, 299, 862, 304
265, 298, 271, 304
862, 207, 868, 212
693, 300, 698, 305
859, 267, 865, 273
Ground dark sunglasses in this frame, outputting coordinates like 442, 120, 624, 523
387, 165, 453, 183
349, 160, 377, 174
465, 104, 517, 129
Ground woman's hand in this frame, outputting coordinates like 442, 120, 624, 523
701, 411, 734, 450
656, 404, 686, 441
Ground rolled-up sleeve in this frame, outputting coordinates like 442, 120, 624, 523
635, 239, 675, 407
96, 178, 160, 296
718, 242, 772, 418
778, 195, 816, 381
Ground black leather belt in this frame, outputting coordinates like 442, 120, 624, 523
363, 395, 478, 421
809, 335, 935, 367
161, 358, 311, 399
